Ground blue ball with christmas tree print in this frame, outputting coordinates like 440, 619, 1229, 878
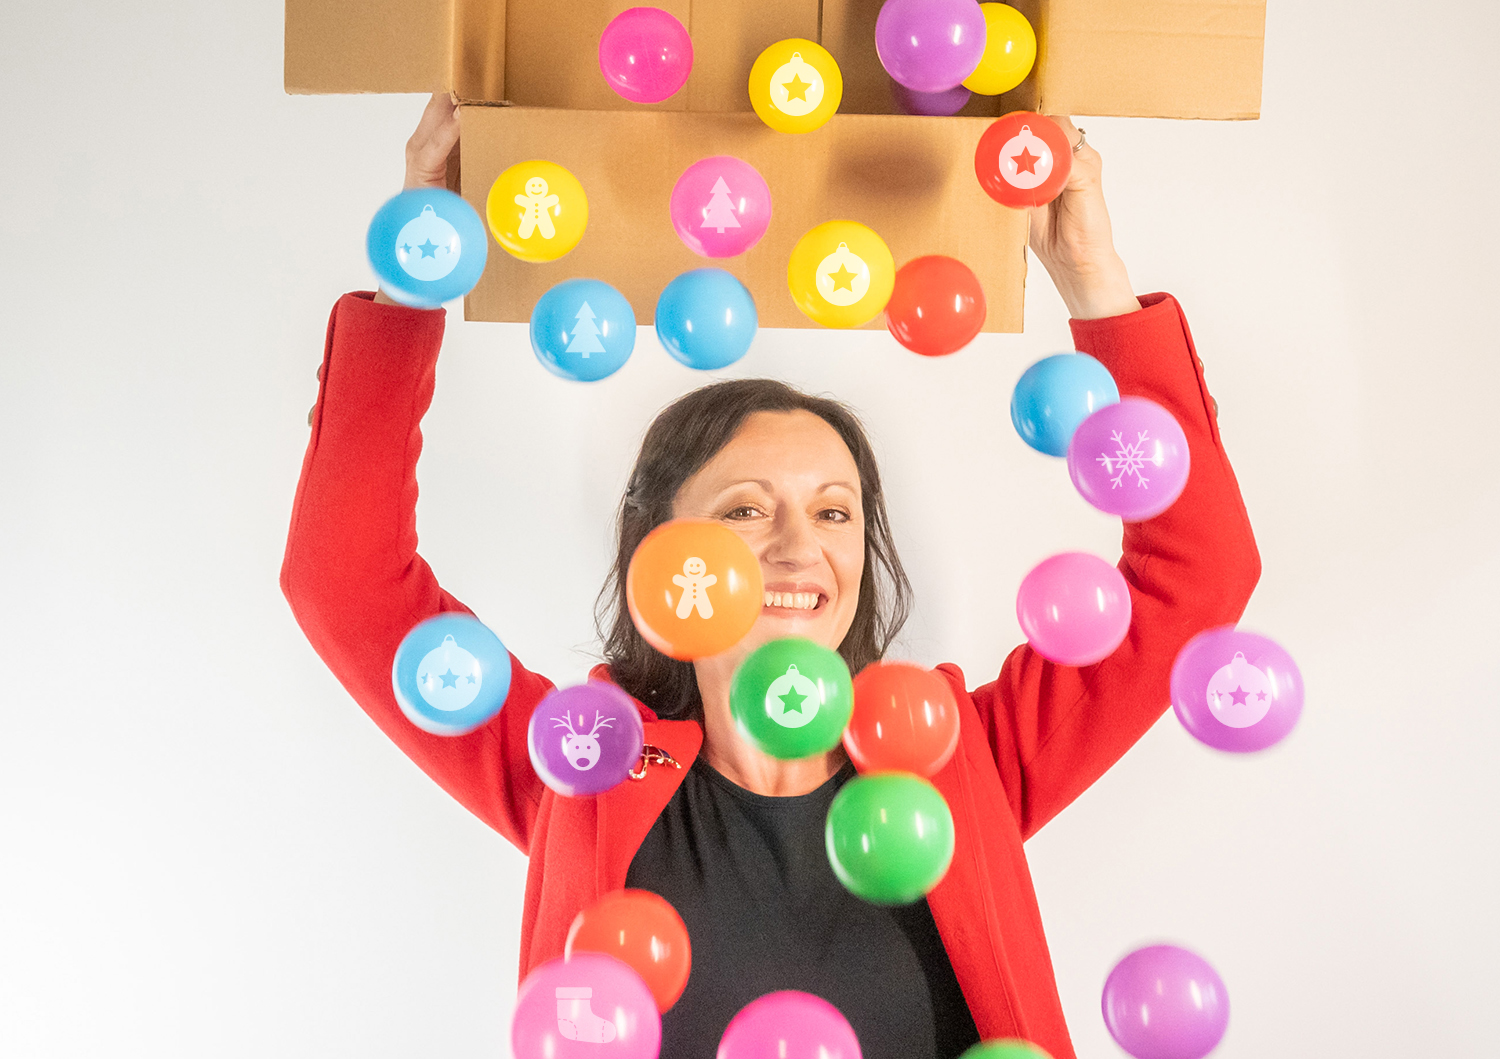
655, 268, 758, 370
367, 188, 488, 309
529, 279, 638, 382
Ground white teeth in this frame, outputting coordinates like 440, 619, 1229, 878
764, 591, 819, 610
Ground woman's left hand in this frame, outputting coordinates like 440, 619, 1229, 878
1026, 116, 1140, 321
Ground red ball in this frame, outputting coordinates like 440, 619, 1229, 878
565, 889, 692, 1012
845, 661, 961, 777
885, 255, 987, 356
974, 111, 1072, 208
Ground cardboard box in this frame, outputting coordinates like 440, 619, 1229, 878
286, 0, 1265, 331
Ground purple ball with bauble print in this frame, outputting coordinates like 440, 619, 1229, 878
1171, 626, 1303, 752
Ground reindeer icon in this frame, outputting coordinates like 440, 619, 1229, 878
553, 711, 616, 771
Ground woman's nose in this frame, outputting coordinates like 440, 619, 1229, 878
763, 510, 821, 568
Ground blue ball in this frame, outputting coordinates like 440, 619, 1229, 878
367, 188, 488, 309
529, 279, 637, 381
1010, 352, 1121, 457
655, 268, 758, 370
391, 613, 512, 736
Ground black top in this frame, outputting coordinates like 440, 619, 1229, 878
625, 756, 981, 1059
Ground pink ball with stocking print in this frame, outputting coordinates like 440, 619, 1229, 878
512, 952, 661, 1059
669, 156, 772, 258
1066, 396, 1190, 521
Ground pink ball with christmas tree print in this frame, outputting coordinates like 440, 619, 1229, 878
1066, 397, 1190, 521
1171, 626, 1303, 752
669, 156, 772, 258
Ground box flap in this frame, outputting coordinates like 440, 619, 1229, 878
457, 106, 1027, 331
285, 0, 455, 94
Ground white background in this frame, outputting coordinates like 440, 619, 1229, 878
2, 1, 1498, 1056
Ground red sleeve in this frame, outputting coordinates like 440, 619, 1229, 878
968, 293, 1261, 838
280, 292, 550, 853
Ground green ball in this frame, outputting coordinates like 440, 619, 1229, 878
729, 637, 853, 759
957, 1042, 1054, 1059
825, 772, 955, 905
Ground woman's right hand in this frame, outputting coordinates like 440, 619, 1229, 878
374, 92, 462, 306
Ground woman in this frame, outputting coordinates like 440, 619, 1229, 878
282, 93, 1260, 1059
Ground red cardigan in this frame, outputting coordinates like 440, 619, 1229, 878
281, 291, 1259, 1058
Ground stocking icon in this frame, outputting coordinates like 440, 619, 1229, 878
555, 986, 618, 1043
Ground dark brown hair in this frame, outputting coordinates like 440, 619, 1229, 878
594, 378, 913, 721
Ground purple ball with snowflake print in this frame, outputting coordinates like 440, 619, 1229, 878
1066, 396, 1190, 521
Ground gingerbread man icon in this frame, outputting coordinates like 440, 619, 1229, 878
671, 557, 718, 619
514, 176, 562, 240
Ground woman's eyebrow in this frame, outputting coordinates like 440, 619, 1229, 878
716, 479, 858, 493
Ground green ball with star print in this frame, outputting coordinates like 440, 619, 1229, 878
730, 637, 853, 759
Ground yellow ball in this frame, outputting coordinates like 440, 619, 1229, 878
749, 39, 843, 134
486, 160, 589, 263
963, 4, 1037, 96
787, 221, 895, 329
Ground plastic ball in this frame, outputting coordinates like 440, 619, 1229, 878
487, 160, 589, 262
598, 7, 693, 104
1010, 352, 1120, 456
748, 38, 844, 134
730, 638, 853, 760
975, 112, 1072, 208
964, 4, 1036, 95
718, 991, 861, 1059
670, 156, 772, 258
367, 188, 488, 308
885, 255, 987, 356
512, 952, 661, 1057
1102, 945, 1229, 1059
391, 613, 512, 736
655, 268, 758, 369
826, 772, 955, 905
845, 661, 960, 777
530, 278, 636, 382
1171, 626, 1303, 752
890, 80, 971, 116
788, 220, 896, 329
1067, 397, 1190, 521
958, 1042, 1054, 1059
527, 682, 645, 796
1015, 552, 1131, 666
626, 518, 764, 660
875, 0, 987, 93
566, 889, 692, 1012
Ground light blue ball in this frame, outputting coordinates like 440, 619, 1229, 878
655, 268, 758, 370
391, 613, 512, 736
367, 188, 488, 309
1010, 352, 1120, 457
529, 279, 637, 382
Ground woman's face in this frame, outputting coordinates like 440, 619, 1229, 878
671, 409, 865, 654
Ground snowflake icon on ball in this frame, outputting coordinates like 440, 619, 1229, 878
671, 557, 718, 619
553, 711, 615, 771
1097, 429, 1158, 489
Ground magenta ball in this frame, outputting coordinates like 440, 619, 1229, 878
718, 991, 862, 1059
1102, 945, 1229, 1059
598, 7, 693, 104
890, 80, 972, 116
1171, 626, 1303, 752
1067, 396, 1190, 521
669, 155, 772, 258
1016, 552, 1131, 666
875, 0, 988, 93
512, 952, 661, 1058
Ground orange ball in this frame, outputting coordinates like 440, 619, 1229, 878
844, 661, 961, 777
565, 889, 692, 1012
626, 519, 764, 661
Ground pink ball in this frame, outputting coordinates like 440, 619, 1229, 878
512, 952, 661, 1059
598, 7, 693, 104
1016, 552, 1132, 666
718, 991, 861, 1059
669, 156, 772, 258
1067, 396, 1190, 521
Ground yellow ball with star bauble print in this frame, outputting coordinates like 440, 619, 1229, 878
749, 38, 843, 134
788, 220, 896, 328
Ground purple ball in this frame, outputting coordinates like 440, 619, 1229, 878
527, 682, 645, 796
890, 80, 972, 116
875, 0, 988, 93
1171, 626, 1303, 752
1067, 396, 1190, 521
1102, 945, 1229, 1059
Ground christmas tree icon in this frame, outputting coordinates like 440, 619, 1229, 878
700, 177, 742, 234
566, 302, 606, 357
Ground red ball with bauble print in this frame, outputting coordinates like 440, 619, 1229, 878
974, 111, 1072, 208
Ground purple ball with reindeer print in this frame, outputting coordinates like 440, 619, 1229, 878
528, 682, 645, 797
1067, 396, 1191, 522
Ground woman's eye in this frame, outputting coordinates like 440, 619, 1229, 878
820, 509, 852, 523
724, 505, 761, 519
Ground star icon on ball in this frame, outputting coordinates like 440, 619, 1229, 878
1011, 147, 1041, 175
417, 238, 440, 259
778, 686, 809, 714
781, 74, 812, 102
827, 264, 858, 292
